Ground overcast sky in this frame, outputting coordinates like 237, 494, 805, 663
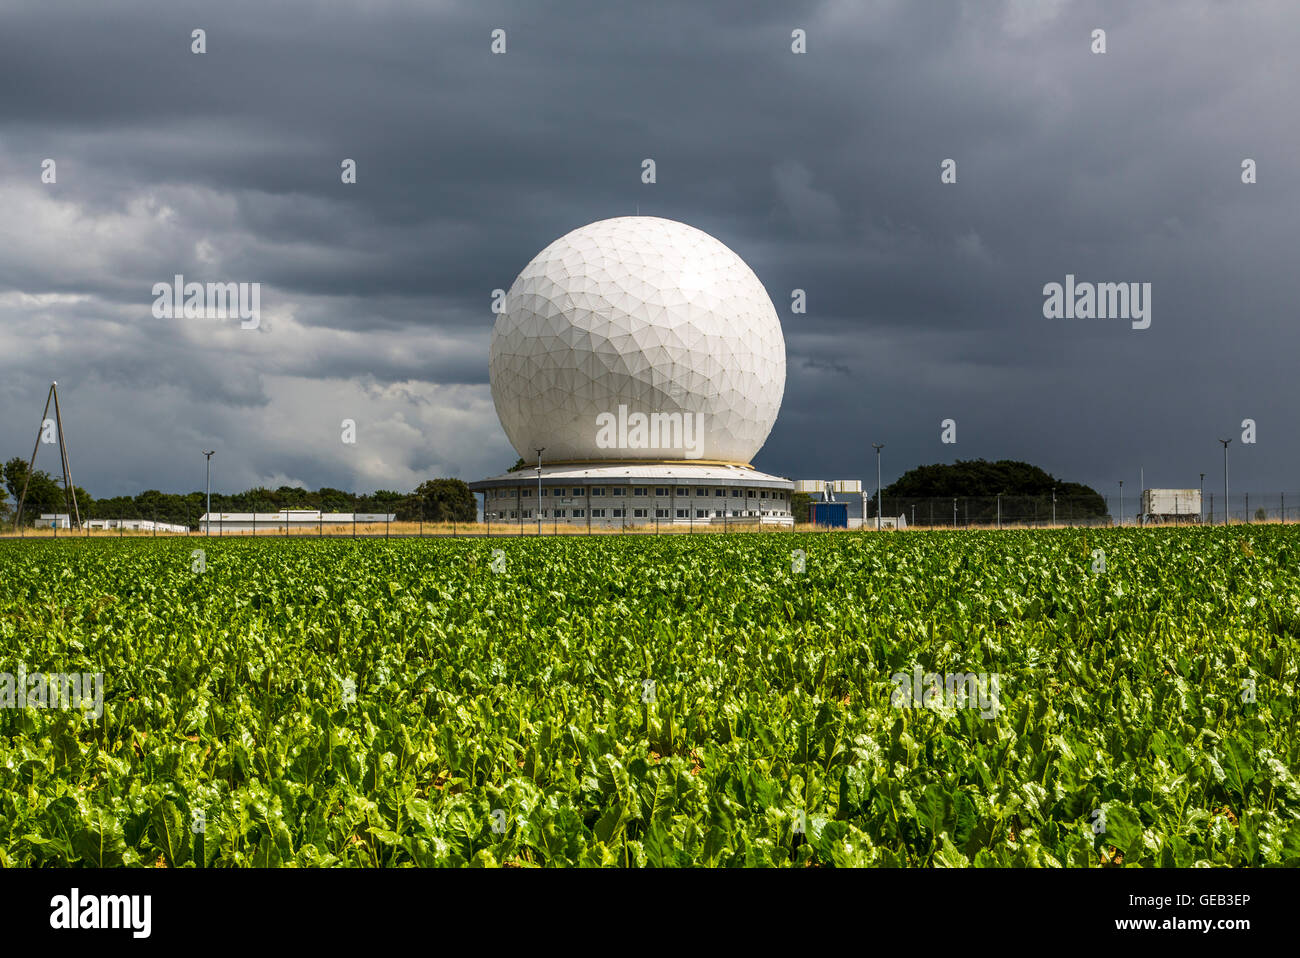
1, 0, 1296, 502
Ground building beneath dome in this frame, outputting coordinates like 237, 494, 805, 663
472, 216, 794, 528
471, 461, 794, 530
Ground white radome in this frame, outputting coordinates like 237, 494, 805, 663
489, 217, 786, 464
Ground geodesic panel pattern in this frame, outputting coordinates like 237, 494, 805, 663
489, 217, 786, 463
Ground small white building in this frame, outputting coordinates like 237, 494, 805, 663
198, 510, 395, 533
39, 513, 72, 529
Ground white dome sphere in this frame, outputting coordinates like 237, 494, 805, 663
489, 217, 786, 464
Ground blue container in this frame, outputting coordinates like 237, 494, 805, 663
809, 502, 848, 528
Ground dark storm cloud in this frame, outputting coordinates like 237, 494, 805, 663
1, 0, 1297, 499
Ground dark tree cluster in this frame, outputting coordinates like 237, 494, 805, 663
880, 459, 1109, 523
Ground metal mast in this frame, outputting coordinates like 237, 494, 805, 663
15, 381, 81, 531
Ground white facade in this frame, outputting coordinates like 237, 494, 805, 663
197, 510, 394, 533
489, 217, 786, 465
39, 513, 72, 529
1140, 489, 1201, 517
793, 479, 862, 494
474, 462, 793, 528
85, 518, 190, 533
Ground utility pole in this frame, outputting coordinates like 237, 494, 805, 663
872, 443, 884, 531
1218, 439, 1231, 526
1199, 473, 1205, 524
203, 451, 215, 536
953, 497, 957, 529
1052, 487, 1057, 528
535, 448, 545, 536
1118, 480, 1123, 529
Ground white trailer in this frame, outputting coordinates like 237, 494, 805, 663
1140, 489, 1201, 525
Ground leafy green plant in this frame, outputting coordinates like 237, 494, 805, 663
0, 528, 1296, 867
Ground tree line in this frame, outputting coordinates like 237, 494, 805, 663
0, 458, 476, 528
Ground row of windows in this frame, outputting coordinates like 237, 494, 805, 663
493, 487, 787, 500
494, 509, 791, 520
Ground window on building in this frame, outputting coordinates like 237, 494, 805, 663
634, 508, 648, 518
591, 487, 606, 496
655, 508, 669, 518
731, 488, 741, 497
714, 488, 724, 496
633, 487, 648, 497
591, 508, 605, 518
612, 508, 624, 518
676, 487, 689, 496
540, 488, 548, 497
573, 509, 585, 518
612, 487, 625, 496
522, 509, 532, 518
760, 491, 768, 499
522, 488, 533, 497
655, 487, 669, 497
713, 510, 723, 517
554, 509, 566, 518
696, 509, 707, 518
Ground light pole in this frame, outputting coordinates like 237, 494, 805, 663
202, 450, 215, 535
534, 447, 545, 536
1199, 473, 1205, 524
953, 497, 957, 529
1118, 480, 1123, 529
1218, 439, 1231, 526
1052, 487, 1057, 528
872, 443, 884, 531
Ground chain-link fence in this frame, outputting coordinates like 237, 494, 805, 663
868, 494, 1300, 528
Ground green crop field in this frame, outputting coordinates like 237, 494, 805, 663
1, 529, 1297, 867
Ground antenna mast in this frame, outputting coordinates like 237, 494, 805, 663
15, 381, 81, 531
